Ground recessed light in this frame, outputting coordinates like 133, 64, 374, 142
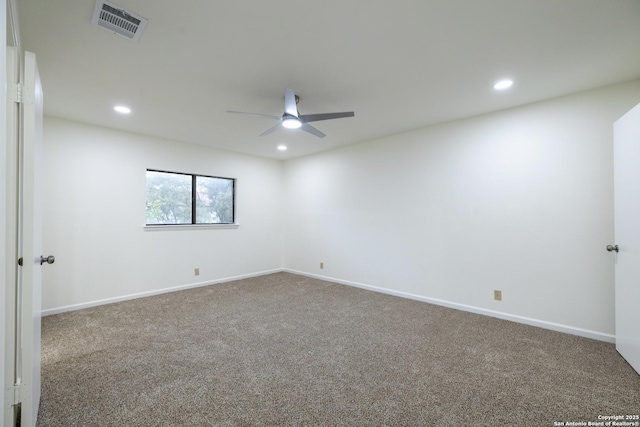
114, 105, 132, 114
277, 145, 287, 151
493, 80, 513, 90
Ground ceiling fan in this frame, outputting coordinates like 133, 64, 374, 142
227, 88, 354, 138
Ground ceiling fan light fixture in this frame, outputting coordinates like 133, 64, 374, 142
227, 88, 353, 138
282, 117, 302, 129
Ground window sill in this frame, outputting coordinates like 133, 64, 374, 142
144, 223, 240, 231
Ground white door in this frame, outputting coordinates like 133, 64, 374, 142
613, 102, 640, 375
19, 50, 45, 427
4, 48, 45, 427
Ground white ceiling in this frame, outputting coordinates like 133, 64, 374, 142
16, 0, 640, 160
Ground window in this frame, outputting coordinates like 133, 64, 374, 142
145, 170, 235, 225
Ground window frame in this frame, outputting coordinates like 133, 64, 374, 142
145, 169, 237, 227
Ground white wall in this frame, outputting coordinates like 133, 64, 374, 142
42, 117, 283, 312
284, 79, 640, 340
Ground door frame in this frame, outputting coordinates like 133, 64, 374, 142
3, 45, 20, 426
1, 1, 7, 421
3, 0, 23, 424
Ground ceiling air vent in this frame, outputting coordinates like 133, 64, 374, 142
91, 1, 148, 41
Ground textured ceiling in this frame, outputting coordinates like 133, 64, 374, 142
16, 0, 640, 159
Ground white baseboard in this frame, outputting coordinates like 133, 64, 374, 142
284, 269, 615, 343
41, 268, 285, 317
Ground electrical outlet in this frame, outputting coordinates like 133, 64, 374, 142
494, 290, 502, 301
195, 268, 200, 276
320, 262, 324, 269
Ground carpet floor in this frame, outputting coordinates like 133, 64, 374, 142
37, 272, 639, 426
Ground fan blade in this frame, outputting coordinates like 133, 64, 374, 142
259, 123, 282, 137
227, 110, 280, 120
284, 88, 298, 117
299, 111, 355, 123
300, 123, 326, 138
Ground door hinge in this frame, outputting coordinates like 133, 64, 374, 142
5, 384, 23, 406
9, 83, 33, 105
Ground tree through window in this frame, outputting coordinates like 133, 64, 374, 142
146, 170, 235, 225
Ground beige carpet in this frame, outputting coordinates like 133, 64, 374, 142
37, 272, 639, 426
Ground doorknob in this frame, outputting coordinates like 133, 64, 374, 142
40, 255, 55, 265
606, 245, 619, 253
